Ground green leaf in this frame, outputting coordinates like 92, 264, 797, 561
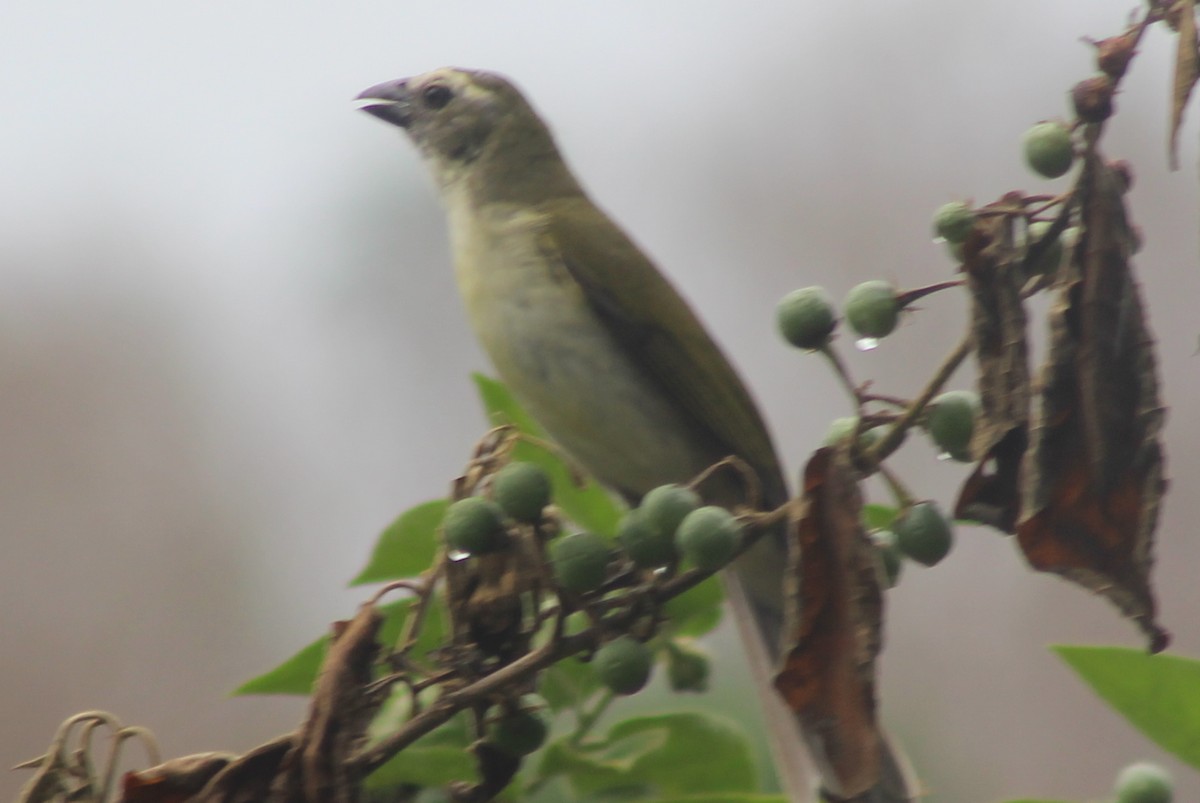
535, 737, 649, 797
609, 712, 757, 794
366, 714, 475, 789
862, 503, 898, 530
379, 597, 447, 667
232, 634, 327, 696
1054, 645, 1200, 769
534, 713, 757, 797
539, 655, 599, 713
234, 598, 444, 696
352, 499, 447, 585
663, 575, 725, 637
474, 372, 545, 436
473, 374, 622, 536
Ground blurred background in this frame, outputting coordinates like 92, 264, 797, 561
2, 2, 1198, 800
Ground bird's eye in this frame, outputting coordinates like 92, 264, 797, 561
422, 84, 453, 109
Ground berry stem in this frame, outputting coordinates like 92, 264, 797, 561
818, 342, 866, 410
570, 689, 616, 746
862, 331, 974, 472
895, 279, 964, 308
878, 463, 916, 509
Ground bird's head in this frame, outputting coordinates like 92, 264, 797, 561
356, 67, 576, 202
357, 69, 529, 167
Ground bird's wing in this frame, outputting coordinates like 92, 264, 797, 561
536, 197, 917, 803
534, 196, 787, 508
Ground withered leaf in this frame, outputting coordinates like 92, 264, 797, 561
1169, 0, 1199, 170
271, 603, 384, 802
444, 534, 538, 663
773, 446, 884, 798
121, 754, 234, 803
1017, 154, 1169, 652
189, 736, 295, 802
954, 212, 1031, 533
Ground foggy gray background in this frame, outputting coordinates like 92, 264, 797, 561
3, 2, 1198, 801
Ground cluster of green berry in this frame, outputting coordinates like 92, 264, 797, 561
870, 500, 955, 587
934, 192, 1077, 278
775, 281, 901, 348
444, 466, 740, 583
442, 462, 552, 554
823, 387, 977, 466
772, 114, 1093, 433
769, 106, 1106, 589
775, 287, 976, 580
930, 112, 1131, 279
442, 464, 737, 755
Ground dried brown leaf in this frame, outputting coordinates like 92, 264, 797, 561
1017, 155, 1169, 652
774, 447, 884, 797
954, 212, 1031, 532
271, 603, 384, 802
121, 754, 235, 803
189, 736, 294, 803
1169, 0, 1199, 169
444, 531, 538, 663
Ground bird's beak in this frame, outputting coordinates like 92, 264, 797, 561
355, 79, 413, 128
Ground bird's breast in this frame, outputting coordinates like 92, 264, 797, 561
449, 205, 710, 496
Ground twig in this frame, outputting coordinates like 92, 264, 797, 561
862, 330, 975, 471
819, 342, 865, 409
570, 690, 615, 746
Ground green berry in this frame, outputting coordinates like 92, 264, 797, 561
1022, 121, 1075, 179
1024, 220, 1065, 276
666, 642, 711, 692
675, 506, 741, 571
945, 237, 966, 264
550, 531, 611, 593
1115, 761, 1173, 803
488, 705, 548, 756
776, 286, 837, 350
492, 461, 552, 522
925, 389, 979, 462
617, 510, 676, 568
593, 635, 653, 695
843, 281, 900, 339
871, 529, 903, 587
640, 484, 702, 541
444, 497, 506, 554
825, 417, 904, 457
932, 201, 975, 243
894, 501, 954, 567
824, 416, 880, 450
825, 416, 856, 445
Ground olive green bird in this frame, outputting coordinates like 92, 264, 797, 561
357, 67, 911, 803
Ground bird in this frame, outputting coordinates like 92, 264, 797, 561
356, 67, 911, 803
